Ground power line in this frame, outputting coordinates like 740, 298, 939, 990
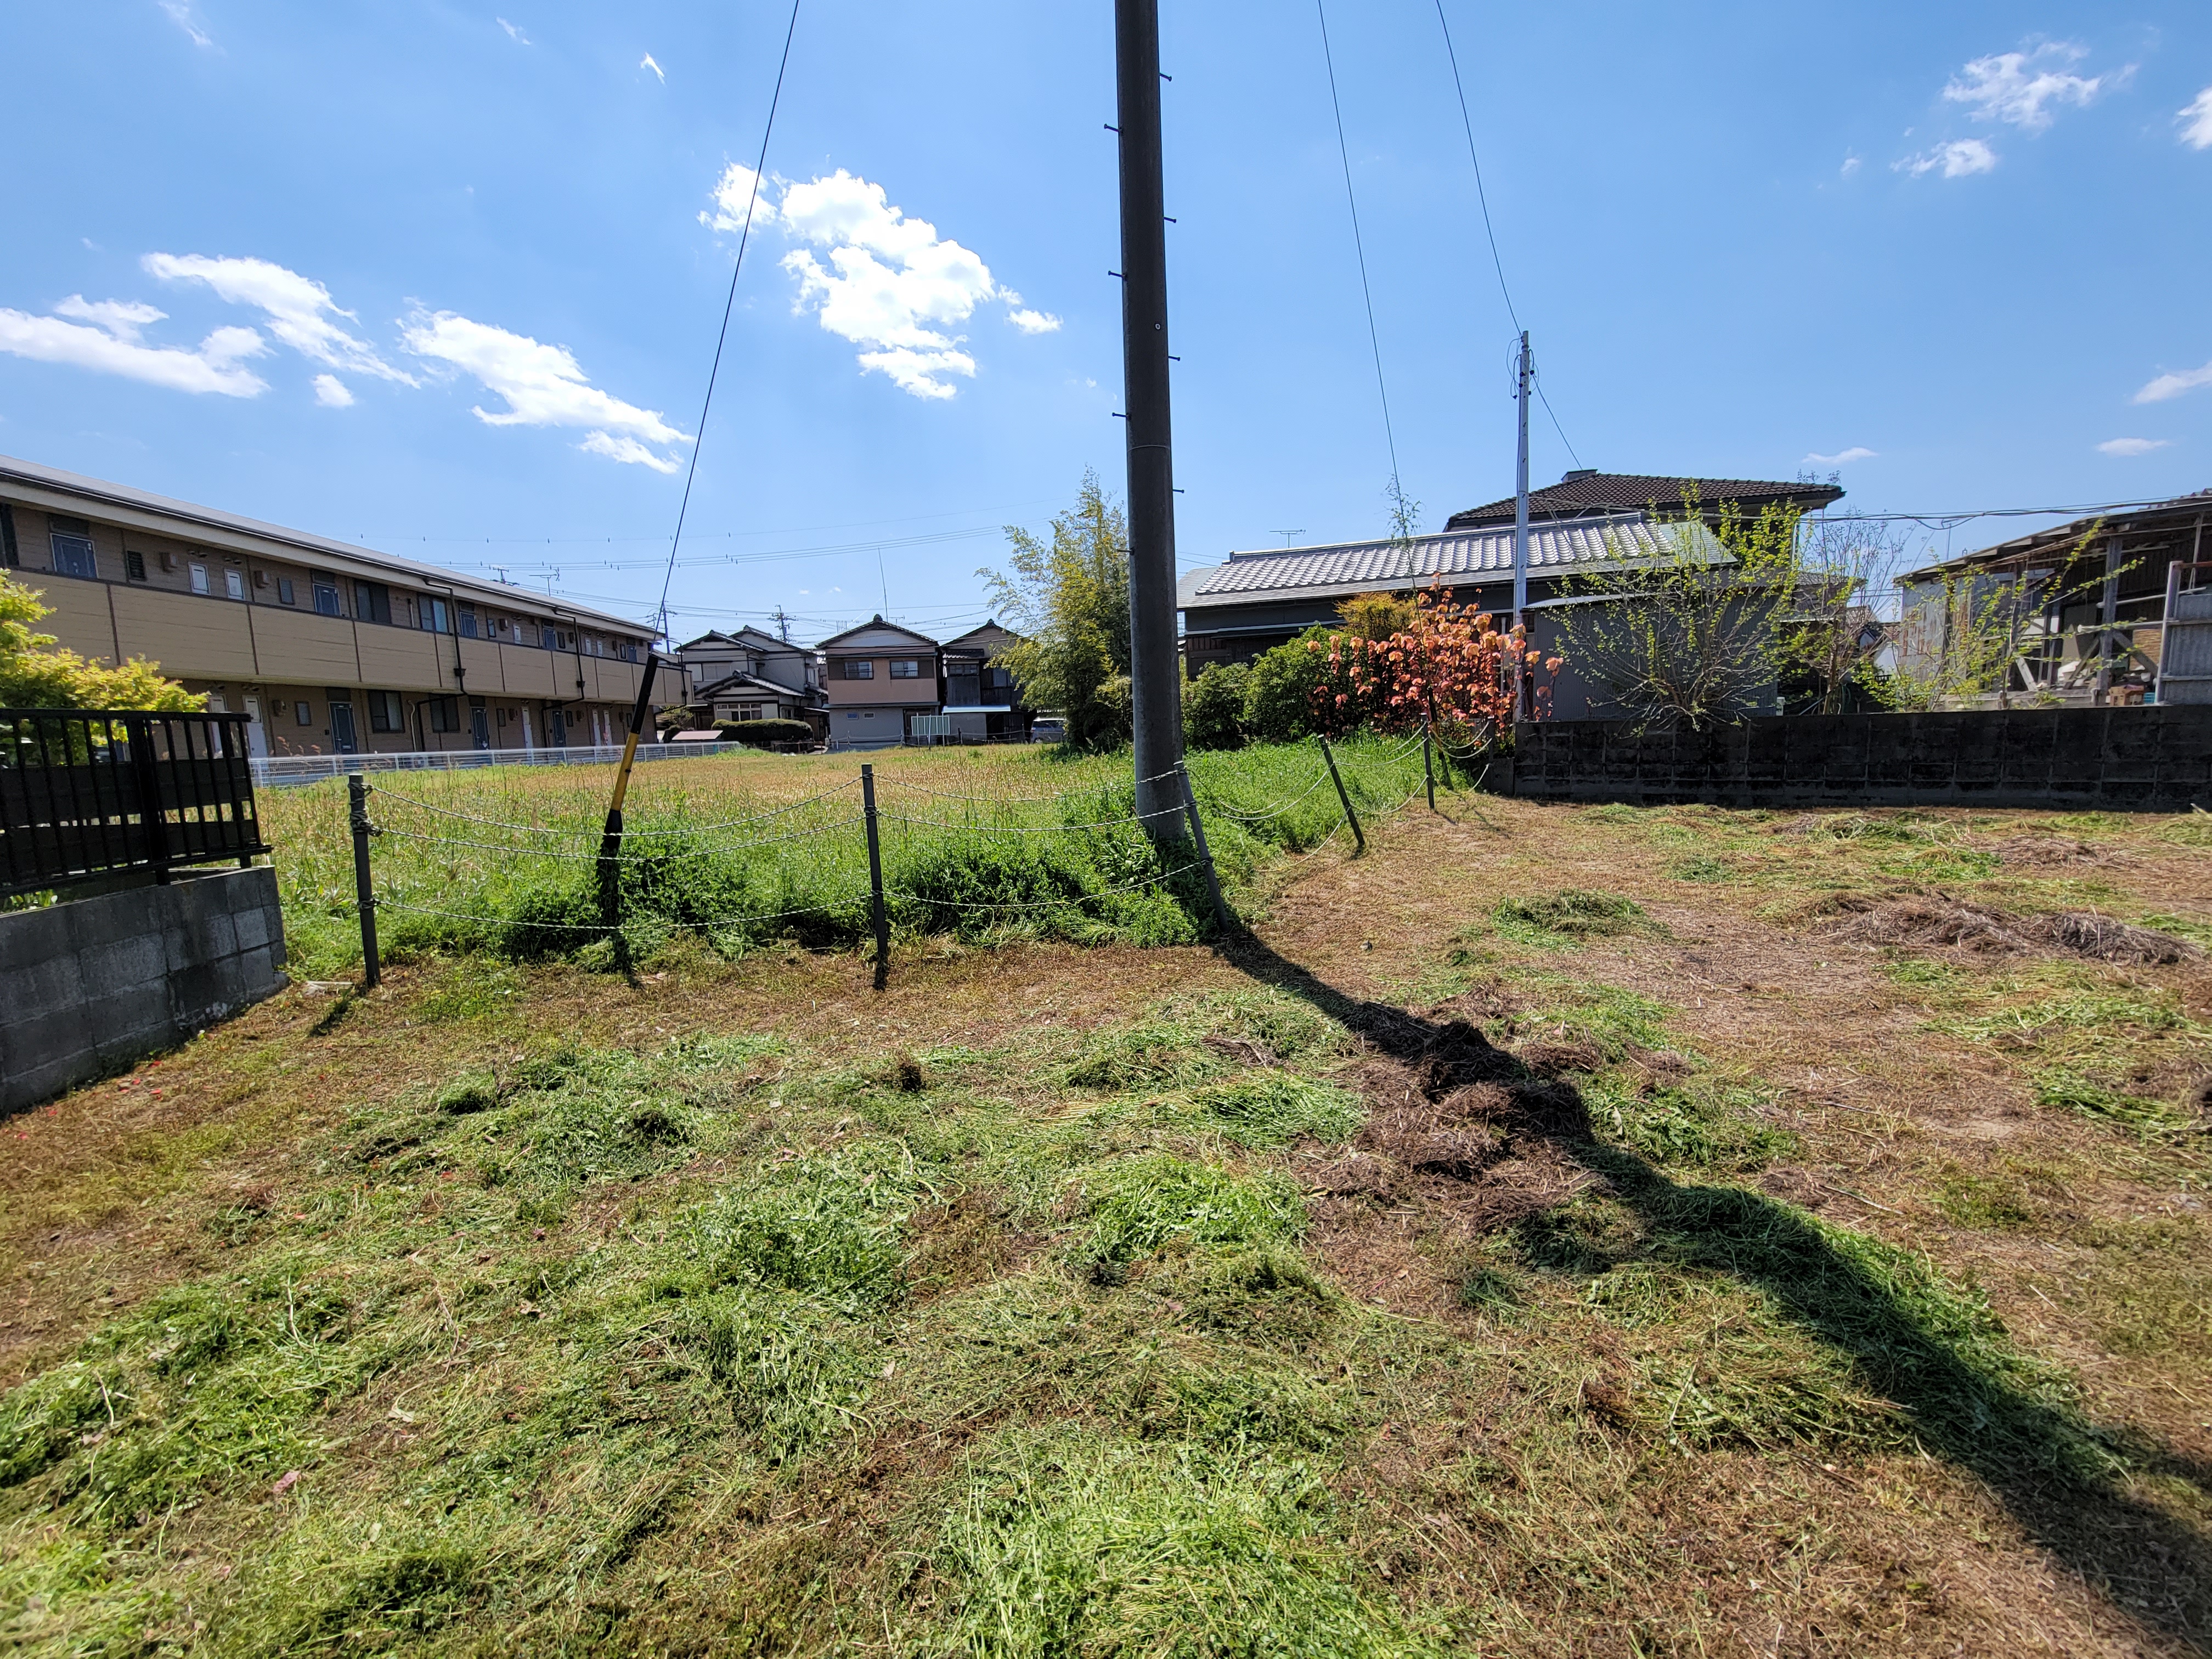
1432, 0, 1517, 336
1314, 0, 1400, 490
655, 0, 803, 646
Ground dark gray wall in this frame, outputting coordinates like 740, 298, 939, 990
1, 866, 288, 1114
1511, 706, 2212, 811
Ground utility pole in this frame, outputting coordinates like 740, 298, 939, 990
1512, 331, 1531, 627
1115, 0, 1185, 840
1512, 330, 1533, 721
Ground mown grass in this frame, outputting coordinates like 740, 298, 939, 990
264, 738, 1427, 977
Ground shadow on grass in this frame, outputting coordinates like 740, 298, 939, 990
1218, 928, 2212, 1652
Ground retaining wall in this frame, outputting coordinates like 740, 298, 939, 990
1510, 706, 2212, 812
1, 866, 287, 1114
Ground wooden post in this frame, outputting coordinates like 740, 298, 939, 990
862, 763, 889, 990
1421, 719, 1436, 811
347, 771, 381, 989
1318, 735, 1364, 856
595, 656, 661, 973
1180, 766, 1231, 933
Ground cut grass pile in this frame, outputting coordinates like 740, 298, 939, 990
264, 738, 1426, 977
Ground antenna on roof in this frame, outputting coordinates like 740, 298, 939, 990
1267, 528, 1304, 547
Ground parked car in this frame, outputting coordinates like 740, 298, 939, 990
1029, 717, 1065, 744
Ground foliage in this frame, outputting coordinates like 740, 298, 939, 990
1871, 526, 2109, 712
1182, 661, 1250, 751
1241, 629, 1335, 744
0, 569, 200, 711
714, 718, 813, 749
980, 472, 1132, 750
1333, 591, 1417, 641
1306, 580, 1555, 745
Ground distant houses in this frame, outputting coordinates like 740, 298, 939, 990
669, 615, 1032, 749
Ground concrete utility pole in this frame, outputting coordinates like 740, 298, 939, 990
1115, 0, 1185, 839
1511, 330, 1532, 626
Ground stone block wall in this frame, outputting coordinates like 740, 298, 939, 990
1511, 706, 2212, 812
1, 866, 287, 1114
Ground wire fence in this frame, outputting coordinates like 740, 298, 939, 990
286, 728, 1469, 986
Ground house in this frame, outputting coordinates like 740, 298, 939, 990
815, 616, 941, 748
670, 626, 827, 736
938, 620, 1032, 742
0, 452, 655, 755
1177, 471, 1843, 721
1895, 488, 2212, 706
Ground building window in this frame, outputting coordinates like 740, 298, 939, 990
190, 562, 210, 595
840, 658, 874, 680
354, 580, 392, 625
224, 568, 246, 601
622, 641, 637, 663
313, 578, 342, 617
420, 596, 451, 633
427, 695, 460, 733
459, 605, 478, 639
367, 690, 404, 732
125, 549, 148, 583
279, 577, 296, 605
889, 658, 921, 679
295, 700, 313, 726
51, 533, 97, 580
0, 503, 16, 567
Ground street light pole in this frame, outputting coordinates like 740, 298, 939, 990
1115, 0, 1185, 839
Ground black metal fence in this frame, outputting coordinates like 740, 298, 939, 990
1, 709, 268, 899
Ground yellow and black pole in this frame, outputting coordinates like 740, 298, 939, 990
596, 654, 662, 969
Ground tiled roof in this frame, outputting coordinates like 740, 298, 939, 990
1180, 516, 1714, 609
1445, 472, 1841, 531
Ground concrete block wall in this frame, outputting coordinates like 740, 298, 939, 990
1512, 706, 2212, 812
1, 866, 287, 1114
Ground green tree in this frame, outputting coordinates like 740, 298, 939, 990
979, 472, 1132, 749
1, 570, 200, 710
1240, 628, 1334, 744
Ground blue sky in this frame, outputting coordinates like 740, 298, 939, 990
3, 2, 2209, 643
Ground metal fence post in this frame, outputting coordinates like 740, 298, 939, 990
1180, 766, 1231, 933
125, 712, 172, 882
1317, 734, 1365, 856
347, 772, 381, 989
861, 764, 889, 991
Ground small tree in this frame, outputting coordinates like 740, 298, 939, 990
1182, 660, 1250, 749
979, 471, 1131, 749
1334, 591, 1417, 642
1, 571, 199, 710
1311, 581, 1551, 746
1868, 528, 2110, 710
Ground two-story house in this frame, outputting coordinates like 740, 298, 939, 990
671, 627, 827, 736
0, 452, 655, 755
938, 620, 1031, 741
815, 616, 940, 749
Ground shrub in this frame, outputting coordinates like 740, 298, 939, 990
1182, 662, 1250, 750
1241, 630, 1332, 744
716, 718, 812, 749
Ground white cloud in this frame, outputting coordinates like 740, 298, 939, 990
2132, 360, 2212, 404
2097, 437, 2170, 457
144, 253, 415, 383
641, 53, 664, 83
0, 297, 265, 396
157, 0, 212, 48
1943, 43, 2114, 133
580, 431, 678, 473
498, 17, 529, 44
2180, 88, 2212, 150
705, 165, 1053, 399
399, 309, 688, 469
312, 374, 354, 408
1897, 138, 1998, 178
1803, 447, 1876, 466
1839, 154, 1861, 177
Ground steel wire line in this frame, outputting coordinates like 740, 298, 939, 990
365, 776, 858, 836
1314, 0, 1400, 490
656, 0, 803, 642
370, 816, 865, 860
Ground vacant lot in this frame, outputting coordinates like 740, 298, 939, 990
3, 782, 2210, 1656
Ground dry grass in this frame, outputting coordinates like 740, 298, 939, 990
4, 789, 2212, 1655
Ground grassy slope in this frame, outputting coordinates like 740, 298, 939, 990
2, 789, 2210, 1655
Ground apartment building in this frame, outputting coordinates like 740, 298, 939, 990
0, 454, 654, 755
816, 616, 941, 749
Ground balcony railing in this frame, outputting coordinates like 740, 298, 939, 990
0, 709, 267, 900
